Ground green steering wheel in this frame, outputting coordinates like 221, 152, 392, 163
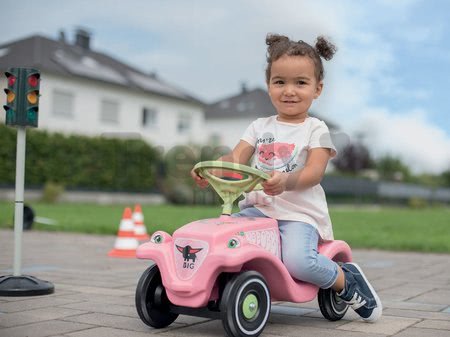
193, 161, 270, 215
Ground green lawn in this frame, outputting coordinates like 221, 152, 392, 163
0, 201, 449, 253
331, 207, 450, 252
0, 202, 221, 235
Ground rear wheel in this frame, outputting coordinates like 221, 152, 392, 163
220, 271, 270, 337
135, 264, 178, 328
318, 287, 348, 321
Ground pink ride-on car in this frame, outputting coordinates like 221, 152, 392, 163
135, 161, 352, 337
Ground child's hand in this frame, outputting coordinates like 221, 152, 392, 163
191, 168, 209, 188
262, 171, 289, 196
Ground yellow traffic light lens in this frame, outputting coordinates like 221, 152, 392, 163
27, 92, 38, 104
7, 91, 15, 103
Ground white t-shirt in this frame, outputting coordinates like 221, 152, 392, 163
238, 115, 336, 241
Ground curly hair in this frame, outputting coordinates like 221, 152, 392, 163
265, 34, 337, 83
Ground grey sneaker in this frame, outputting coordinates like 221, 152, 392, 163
338, 263, 382, 322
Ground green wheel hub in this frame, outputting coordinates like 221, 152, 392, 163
242, 293, 259, 320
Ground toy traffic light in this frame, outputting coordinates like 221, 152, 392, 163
3, 67, 40, 127
0, 67, 54, 297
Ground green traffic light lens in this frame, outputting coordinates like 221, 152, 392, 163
5, 108, 16, 123
27, 109, 37, 122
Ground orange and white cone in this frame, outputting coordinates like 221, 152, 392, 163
108, 207, 139, 258
133, 204, 150, 241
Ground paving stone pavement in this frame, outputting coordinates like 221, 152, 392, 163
0, 229, 449, 337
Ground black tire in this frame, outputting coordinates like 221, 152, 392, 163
220, 271, 270, 337
23, 205, 35, 230
318, 287, 348, 321
135, 264, 178, 328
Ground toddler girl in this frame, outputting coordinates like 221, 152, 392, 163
192, 33, 382, 322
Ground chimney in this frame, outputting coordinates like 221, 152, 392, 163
241, 81, 248, 94
75, 28, 91, 50
58, 30, 66, 44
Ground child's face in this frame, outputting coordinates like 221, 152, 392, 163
267, 55, 323, 123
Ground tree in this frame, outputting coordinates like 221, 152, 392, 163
376, 155, 411, 182
440, 169, 450, 187
332, 142, 374, 174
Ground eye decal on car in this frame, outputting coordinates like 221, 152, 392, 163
151, 233, 163, 244
227, 237, 241, 249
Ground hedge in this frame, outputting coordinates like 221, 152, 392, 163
0, 124, 160, 192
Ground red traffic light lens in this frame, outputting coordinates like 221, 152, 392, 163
7, 75, 16, 87
28, 74, 39, 87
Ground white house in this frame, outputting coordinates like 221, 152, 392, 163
0, 30, 206, 151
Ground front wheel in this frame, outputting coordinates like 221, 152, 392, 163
135, 264, 178, 328
220, 271, 271, 337
318, 287, 348, 321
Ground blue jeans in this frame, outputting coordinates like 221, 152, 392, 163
232, 207, 338, 289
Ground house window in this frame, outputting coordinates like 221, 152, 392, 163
142, 107, 157, 127
52, 90, 74, 118
100, 99, 119, 124
236, 101, 255, 112
219, 100, 230, 109
237, 101, 247, 112
177, 112, 191, 134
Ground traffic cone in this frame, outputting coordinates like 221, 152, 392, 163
133, 204, 150, 241
108, 207, 139, 258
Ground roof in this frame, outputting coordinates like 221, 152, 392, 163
0, 34, 203, 105
205, 86, 338, 129
206, 87, 274, 119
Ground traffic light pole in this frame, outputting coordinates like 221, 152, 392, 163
0, 126, 54, 296
13, 127, 26, 276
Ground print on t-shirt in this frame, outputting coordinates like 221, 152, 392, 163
255, 140, 299, 172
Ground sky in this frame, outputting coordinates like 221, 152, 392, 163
2, 0, 450, 174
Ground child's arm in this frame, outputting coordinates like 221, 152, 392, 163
262, 148, 331, 195
217, 140, 255, 164
191, 140, 255, 188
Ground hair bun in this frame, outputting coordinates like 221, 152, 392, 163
315, 36, 337, 61
266, 33, 289, 47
